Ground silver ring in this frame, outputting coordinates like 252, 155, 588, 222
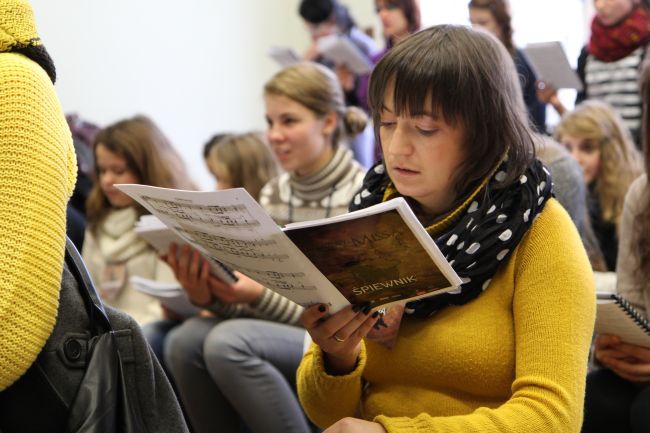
333, 334, 346, 343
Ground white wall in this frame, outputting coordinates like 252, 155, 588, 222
31, 0, 314, 190
30, 0, 592, 189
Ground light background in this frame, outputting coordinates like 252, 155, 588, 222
31, 0, 593, 189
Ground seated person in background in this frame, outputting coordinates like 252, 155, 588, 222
555, 100, 642, 272
82, 115, 196, 325
299, 0, 378, 168
164, 62, 368, 433
299, 0, 377, 108
204, 132, 279, 195
297, 25, 595, 433
582, 60, 650, 433
142, 131, 278, 362
468, 0, 546, 133
538, 0, 650, 147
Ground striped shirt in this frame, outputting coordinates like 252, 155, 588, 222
584, 46, 645, 140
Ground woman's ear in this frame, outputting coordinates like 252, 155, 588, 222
322, 111, 338, 137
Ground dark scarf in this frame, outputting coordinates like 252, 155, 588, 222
589, 5, 650, 62
350, 158, 553, 318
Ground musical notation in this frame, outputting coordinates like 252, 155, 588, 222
237, 265, 317, 291
142, 196, 260, 228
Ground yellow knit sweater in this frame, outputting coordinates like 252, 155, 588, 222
297, 198, 596, 432
0, 8, 77, 389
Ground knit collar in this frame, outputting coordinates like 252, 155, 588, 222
96, 207, 149, 263
589, 5, 650, 62
289, 146, 358, 201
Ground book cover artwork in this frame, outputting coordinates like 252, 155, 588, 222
285, 210, 452, 307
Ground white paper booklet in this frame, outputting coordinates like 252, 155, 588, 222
116, 185, 461, 313
522, 41, 583, 90
134, 214, 237, 284
268, 46, 301, 67
130, 276, 201, 318
316, 34, 373, 74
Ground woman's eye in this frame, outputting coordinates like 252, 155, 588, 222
416, 127, 437, 136
379, 120, 396, 128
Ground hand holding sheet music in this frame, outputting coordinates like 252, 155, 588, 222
116, 184, 462, 313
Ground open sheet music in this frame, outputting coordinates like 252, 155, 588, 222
117, 185, 461, 313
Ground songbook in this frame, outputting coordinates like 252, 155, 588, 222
134, 214, 237, 284
116, 185, 462, 313
522, 41, 583, 91
316, 34, 373, 74
130, 276, 201, 318
595, 292, 650, 348
268, 46, 301, 68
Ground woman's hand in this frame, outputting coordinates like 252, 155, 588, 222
206, 271, 265, 305
323, 417, 387, 433
595, 334, 650, 383
165, 244, 265, 306
164, 243, 213, 306
535, 80, 566, 115
301, 304, 380, 375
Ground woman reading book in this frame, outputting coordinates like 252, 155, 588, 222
164, 62, 368, 433
297, 25, 596, 433
581, 62, 650, 433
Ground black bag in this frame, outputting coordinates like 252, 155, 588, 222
0, 240, 189, 433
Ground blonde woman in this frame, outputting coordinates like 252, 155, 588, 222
82, 115, 195, 325
555, 100, 642, 271
164, 62, 368, 433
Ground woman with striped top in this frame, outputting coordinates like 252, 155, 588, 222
164, 62, 367, 433
540, 0, 650, 147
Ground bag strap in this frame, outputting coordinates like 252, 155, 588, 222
64, 238, 113, 334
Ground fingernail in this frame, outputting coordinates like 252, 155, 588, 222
363, 305, 372, 315
318, 304, 326, 313
352, 304, 362, 313
371, 311, 379, 318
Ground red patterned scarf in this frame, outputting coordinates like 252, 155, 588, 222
589, 5, 650, 62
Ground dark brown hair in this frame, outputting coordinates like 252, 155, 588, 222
635, 61, 650, 281
376, 0, 421, 44
369, 25, 534, 199
86, 115, 195, 228
468, 0, 515, 54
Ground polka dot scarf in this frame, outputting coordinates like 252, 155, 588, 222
350, 158, 553, 318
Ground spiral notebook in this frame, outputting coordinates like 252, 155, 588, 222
596, 292, 650, 347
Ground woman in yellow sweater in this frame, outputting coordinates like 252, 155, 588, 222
297, 25, 596, 433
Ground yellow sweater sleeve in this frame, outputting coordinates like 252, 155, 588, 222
297, 340, 368, 427
375, 201, 596, 432
0, 52, 76, 390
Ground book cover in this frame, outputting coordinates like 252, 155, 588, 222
285, 209, 452, 308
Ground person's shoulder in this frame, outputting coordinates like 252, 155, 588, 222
624, 174, 647, 210
520, 198, 582, 256
0, 51, 52, 87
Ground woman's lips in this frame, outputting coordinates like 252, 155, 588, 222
392, 166, 419, 176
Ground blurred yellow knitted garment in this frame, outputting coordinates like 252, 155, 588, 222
0, 0, 77, 390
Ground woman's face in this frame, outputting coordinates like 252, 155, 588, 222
469, 7, 504, 42
96, 144, 140, 208
560, 134, 601, 185
379, 85, 466, 215
376, 1, 410, 41
594, 0, 637, 26
265, 93, 336, 177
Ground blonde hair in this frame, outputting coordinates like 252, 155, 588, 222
87, 115, 196, 228
554, 100, 642, 227
263, 62, 368, 147
206, 132, 279, 200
